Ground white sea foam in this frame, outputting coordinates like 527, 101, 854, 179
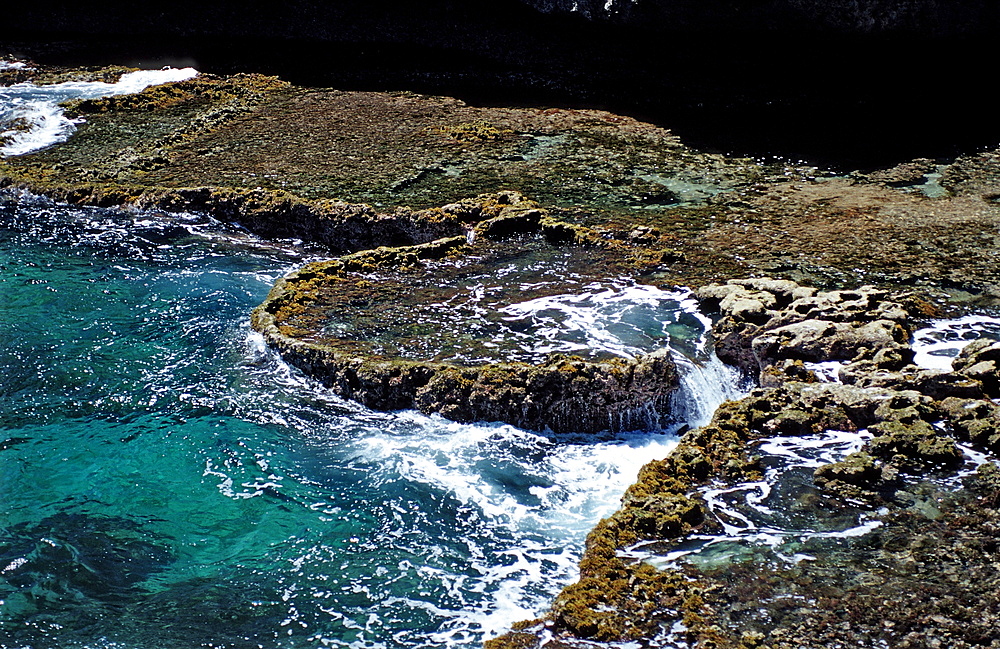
243, 283, 746, 644
911, 314, 1000, 370
499, 284, 704, 360
1, 66, 198, 156
671, 351, 749, 428
803, 360, 845, 382
347, 410, 682, 640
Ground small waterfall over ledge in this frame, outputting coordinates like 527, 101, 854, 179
670, 351, 750, 430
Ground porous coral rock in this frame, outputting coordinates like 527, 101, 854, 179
952, 338, 1000, 397
498, 278, 999, 648
697, 279, 914, 381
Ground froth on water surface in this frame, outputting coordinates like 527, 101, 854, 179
0, 195, 743, 647
912, 314, 1000, 370
0, 64, 198, 156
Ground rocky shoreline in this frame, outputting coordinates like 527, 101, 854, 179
4, 61, 1000, 647
490, 279, 1000, 648
249, 191, 682, 434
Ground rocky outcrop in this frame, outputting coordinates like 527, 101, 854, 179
696, 278, 912, 380
252, 294, 679, 434
7, 0, 999, 171
953, 338, 1000, 398
250, 192, 681, 434
493, 278, 1000, 648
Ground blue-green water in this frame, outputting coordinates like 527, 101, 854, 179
0, 194, 713, 648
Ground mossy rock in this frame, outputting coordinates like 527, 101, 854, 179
866, 419, 964, 472
249, 194, 682, 433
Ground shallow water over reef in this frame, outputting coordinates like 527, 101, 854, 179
318, 240, 711, 367
623, 318, 1000, 587
0, 194, 736, 648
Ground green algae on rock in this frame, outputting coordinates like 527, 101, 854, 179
250, 192, 684, 434
490, 278, 1000, 648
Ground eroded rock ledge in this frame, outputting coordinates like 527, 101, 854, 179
4, 67, 1000, 304
250, 192, 682, 434
491, 278, 1000, 649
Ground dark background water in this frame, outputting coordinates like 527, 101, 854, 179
3, 0, 998, 169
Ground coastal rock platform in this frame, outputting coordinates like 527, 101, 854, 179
249, 192, 682, 434
3, 67, 1000, 308
4, 62, 1000, 649
490, 278, 1000, 648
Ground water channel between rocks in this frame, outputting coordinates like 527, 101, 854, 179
620, 316, 1000, 603
5, 62, 1000, 649
0, 194, 744, 648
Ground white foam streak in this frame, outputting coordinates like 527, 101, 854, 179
912, 314, 1000, 370
803, 360, 845, 382
625, 429, 881, 569
1, 66, 198, 156
243, 284, 748, 643
351, 412, 682, 636
499, 284, 701, 360
671, 351, 748, 429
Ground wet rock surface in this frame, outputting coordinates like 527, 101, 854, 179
696, 279, 913, 378
490, 278, 1000, 648
4, 69, 1000, 305
4, 63, 1000, 648
250, 192, 682, 434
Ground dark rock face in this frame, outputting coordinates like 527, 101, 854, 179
525, 0, 998, 35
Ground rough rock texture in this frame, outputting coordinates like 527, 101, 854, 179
4, 70, 1000, 304
491, 279, 1000, 649
7, 0, 1000, 175
696, 279, 912, 379
250, 193, 680, 434
953, 339, 1000, 398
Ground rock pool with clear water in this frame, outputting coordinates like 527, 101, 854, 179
0, 193, 744, 648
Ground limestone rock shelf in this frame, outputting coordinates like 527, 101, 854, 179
250, 193, 683, 434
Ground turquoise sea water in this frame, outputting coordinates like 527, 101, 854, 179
0, 194, 720, 648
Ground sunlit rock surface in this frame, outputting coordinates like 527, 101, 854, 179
490, 279, 1000, 648
250, 193, 685, 434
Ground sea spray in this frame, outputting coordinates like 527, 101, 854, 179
1, 65, 198, 156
